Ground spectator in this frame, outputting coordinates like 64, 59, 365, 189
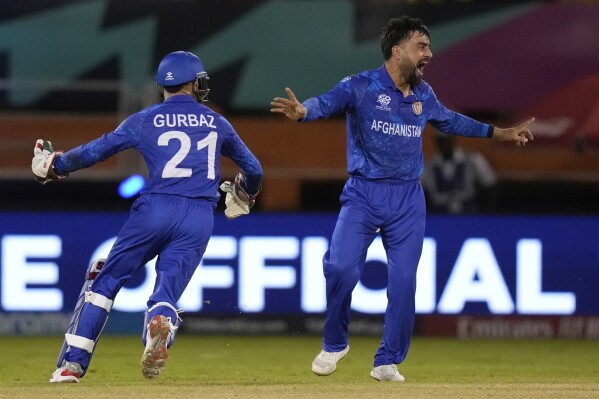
421, 132, 497, 214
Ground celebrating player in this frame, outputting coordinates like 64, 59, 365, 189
33, 51, 263, 383
271, 16, 533, 382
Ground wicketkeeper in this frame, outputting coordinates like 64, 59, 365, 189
33, 51, 263, 383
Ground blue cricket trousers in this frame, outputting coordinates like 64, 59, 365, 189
322, 176, 426, 366
65, 193, 214, 373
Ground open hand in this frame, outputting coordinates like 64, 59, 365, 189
270, 87, 307, 121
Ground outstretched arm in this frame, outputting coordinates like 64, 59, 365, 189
270, 87, 307, 121
491, 117, 535, 147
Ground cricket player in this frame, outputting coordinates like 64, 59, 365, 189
33, 51, 263, 383
271, 16, 534, 381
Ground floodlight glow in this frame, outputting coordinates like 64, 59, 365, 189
118, 174, 145, 198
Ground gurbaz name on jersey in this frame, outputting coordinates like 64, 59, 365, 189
371, 120, 422, 137
153, 113, 216, 128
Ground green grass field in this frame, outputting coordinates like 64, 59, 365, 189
1, 335, 598, 398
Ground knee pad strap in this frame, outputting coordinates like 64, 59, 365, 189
65, 333, 95, 353
85, 291, 113, 312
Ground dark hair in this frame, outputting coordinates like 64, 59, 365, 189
381, 16, 430, 60
157, 83, 186, 101
163, 84, 185, 93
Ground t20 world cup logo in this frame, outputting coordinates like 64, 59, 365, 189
376, 94, 392, 111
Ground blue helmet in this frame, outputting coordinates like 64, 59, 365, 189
155, 51, 210, 101
156, 51, 205, 86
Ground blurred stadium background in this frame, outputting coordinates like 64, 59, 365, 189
1, 0, 599, 345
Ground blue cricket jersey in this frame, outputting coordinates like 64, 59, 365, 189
301, 65, 492, 181
54, 95, 262, 201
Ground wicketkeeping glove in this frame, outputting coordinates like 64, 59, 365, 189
31, 139, 68, 185
219, 172, 258, 220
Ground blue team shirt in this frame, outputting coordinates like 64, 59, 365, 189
54, 95, 262, 202
302, 65, 492, 181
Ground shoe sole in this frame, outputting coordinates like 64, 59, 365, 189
140, 315, 170, 379
49, 375, 79, 383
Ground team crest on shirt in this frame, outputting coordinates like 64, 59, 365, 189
412, 101, 423, 115
376, 94, 392, 111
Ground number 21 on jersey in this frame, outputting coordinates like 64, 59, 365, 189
158, 130, 217, 179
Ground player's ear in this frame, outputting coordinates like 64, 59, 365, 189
392, 45, 401, 60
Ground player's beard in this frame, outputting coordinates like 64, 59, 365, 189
407, 64, 422, 86
400, 55, 422, 87
400, 60, 422, 87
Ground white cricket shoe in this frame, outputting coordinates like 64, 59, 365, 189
140, 315, 171, 379
311, 345, 349, 376
370, 364, 405, 382
49, 361, 82, 383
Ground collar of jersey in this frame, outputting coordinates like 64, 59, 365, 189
164, 94, 196, 103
